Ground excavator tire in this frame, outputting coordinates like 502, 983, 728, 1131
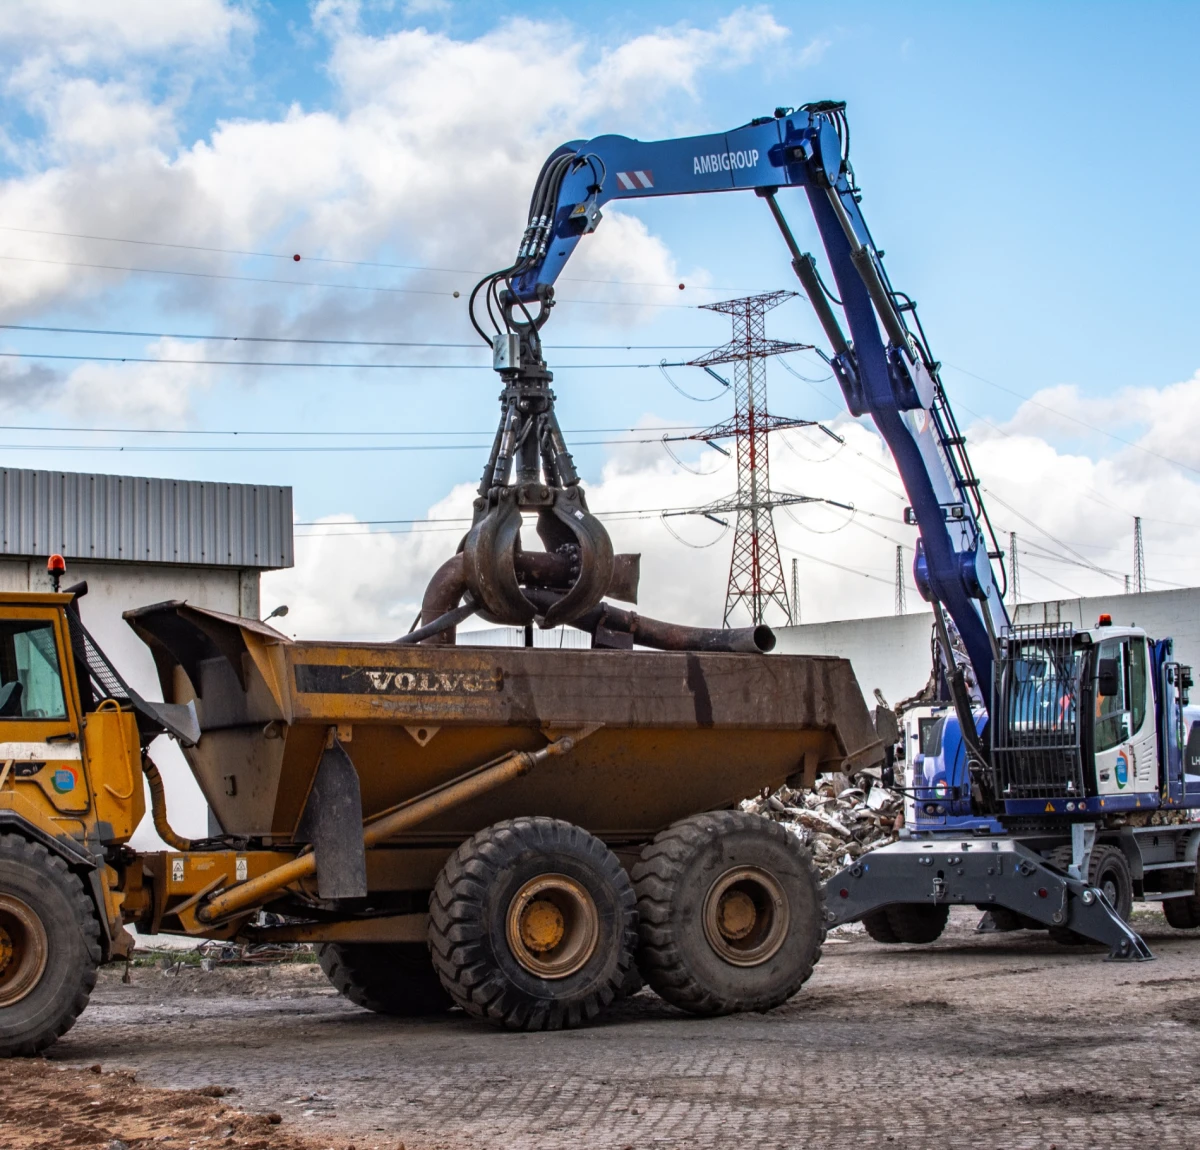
317, 942, 453, 1016
428, 817, 637, 1031
884, 903, 950, 944
1047, 844, 1134, 945
1163, 895, 1200, 930
862, 909, 901, 943
0, 834, 101, 1057
632, 811, 824, 1016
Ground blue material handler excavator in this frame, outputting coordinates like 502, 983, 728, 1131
464, 100, 1200, 962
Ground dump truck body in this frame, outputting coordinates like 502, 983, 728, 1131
0, 591, 884, 1053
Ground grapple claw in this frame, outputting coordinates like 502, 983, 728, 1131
462, 491, 536, 624
537, 490, 613, 629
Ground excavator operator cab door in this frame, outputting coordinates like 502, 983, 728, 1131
1092, 635, 1157, 799
0, 608, 89, 816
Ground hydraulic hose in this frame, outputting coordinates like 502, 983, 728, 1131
142, 754, 195, 851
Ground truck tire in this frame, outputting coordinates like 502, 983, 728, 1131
862, 909, 901, 943
1048, 844, 1134, 945
632, 811, 824, 1016
428, 817, 637, 1031
0, 834, 101, 1057
317, 942, 453, 1016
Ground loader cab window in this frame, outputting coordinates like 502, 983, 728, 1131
0, 620, 67, 720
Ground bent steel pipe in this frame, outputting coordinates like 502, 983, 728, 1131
521, 588, 775, 654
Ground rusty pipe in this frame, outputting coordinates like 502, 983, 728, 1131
521, 589, 775, 653
143, 754, 196, 851
196, 736, 576, 923
418, 553, 471, 645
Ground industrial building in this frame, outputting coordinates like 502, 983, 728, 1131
775, 586, 1200, 707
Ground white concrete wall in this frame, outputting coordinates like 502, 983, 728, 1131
774, 587, 1200, 709
0, 558, 260, 847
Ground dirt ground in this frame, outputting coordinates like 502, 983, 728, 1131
5, 907, 1200, 1150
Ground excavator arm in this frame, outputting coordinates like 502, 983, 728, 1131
469, 101, 1009, 718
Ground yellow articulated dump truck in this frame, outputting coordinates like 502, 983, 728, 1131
0, 578, 885, 1054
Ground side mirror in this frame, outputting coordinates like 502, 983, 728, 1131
1097, 657, 1120, 697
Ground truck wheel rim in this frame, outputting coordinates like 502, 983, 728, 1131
0, 894, 49, 1006
702, 866, 789, 967
505, 873, 599, 979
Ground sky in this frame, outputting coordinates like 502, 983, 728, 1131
0, 0, 1198, 642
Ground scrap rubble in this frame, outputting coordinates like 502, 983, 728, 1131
741, 770, 904, 881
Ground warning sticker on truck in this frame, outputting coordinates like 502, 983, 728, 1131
293, 664, 501, 696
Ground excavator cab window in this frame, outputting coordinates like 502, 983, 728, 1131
1094, 638, 1130, 753
0, 619, 68, 720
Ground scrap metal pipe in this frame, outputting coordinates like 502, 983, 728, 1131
196, 736, 576, 923
522, 588, 775, 653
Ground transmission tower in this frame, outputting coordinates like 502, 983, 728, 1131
663, 291, 814, 627
1134, 516, 1146, 593
1008, 531, 1021, 605
894, 545, 906, 615
791, 558, 800, 626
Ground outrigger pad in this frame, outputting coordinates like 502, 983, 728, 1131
823, 838, 1153, 962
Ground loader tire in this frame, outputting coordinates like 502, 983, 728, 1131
884, 903, 950, 944
428, 817, 637, 1031
316, 942, 452, 1016
1048, 844, 1134, 945
632, 811, 824, 1016
1163, 895, 1200, 930
0, 834, 101, 1057
862, 909, 901, 943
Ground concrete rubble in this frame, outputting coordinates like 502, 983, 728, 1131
741, 772, 904, 881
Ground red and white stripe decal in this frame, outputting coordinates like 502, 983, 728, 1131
615, 170, 654, 190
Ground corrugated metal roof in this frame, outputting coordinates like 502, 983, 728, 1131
0, 468, 293, 569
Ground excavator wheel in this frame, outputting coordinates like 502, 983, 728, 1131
862, 909, 901, 944
428, 817, 637, 1031
0, 834, 101, 1057
316, 942, 453, 1016
632, 811, 824, 1016
860, 904, 949, 945
1163, 895, 1200, 930
1047, 844, 1134, 946
884, 903, 950, 944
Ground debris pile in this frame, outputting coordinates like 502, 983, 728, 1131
741, 771, 904, 880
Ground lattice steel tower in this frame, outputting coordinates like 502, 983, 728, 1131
675, 291, 813, 627
1134, 516, 1146, 593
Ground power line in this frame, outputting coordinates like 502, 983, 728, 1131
0, 322, 712, 351
0, 351, 683, 371
0, 223, 746, 291
0, 252, 700, 309
0, 421, 705, 438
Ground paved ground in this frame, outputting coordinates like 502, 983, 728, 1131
33, 909, 1200, 1150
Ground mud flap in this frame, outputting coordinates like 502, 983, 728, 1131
824, 838, 1153, 962
296, 739, 368, 900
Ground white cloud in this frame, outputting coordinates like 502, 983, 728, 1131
0, 0, 252, 65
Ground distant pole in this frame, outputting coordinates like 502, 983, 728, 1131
894, 545, 906, 616
1134, 517, 1146, 593
790, 557, 800, 626
1008, 531, 1021, 605
1124, 575, 1131, 594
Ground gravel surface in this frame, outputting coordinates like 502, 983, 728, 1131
24, 908, 1200, 1150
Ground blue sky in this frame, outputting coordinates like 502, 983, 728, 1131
0, 1, 1196, 634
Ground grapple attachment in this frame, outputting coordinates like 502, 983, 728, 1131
460, 286, 619, 628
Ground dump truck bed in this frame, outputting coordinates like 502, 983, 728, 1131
127, 602, 883, 848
